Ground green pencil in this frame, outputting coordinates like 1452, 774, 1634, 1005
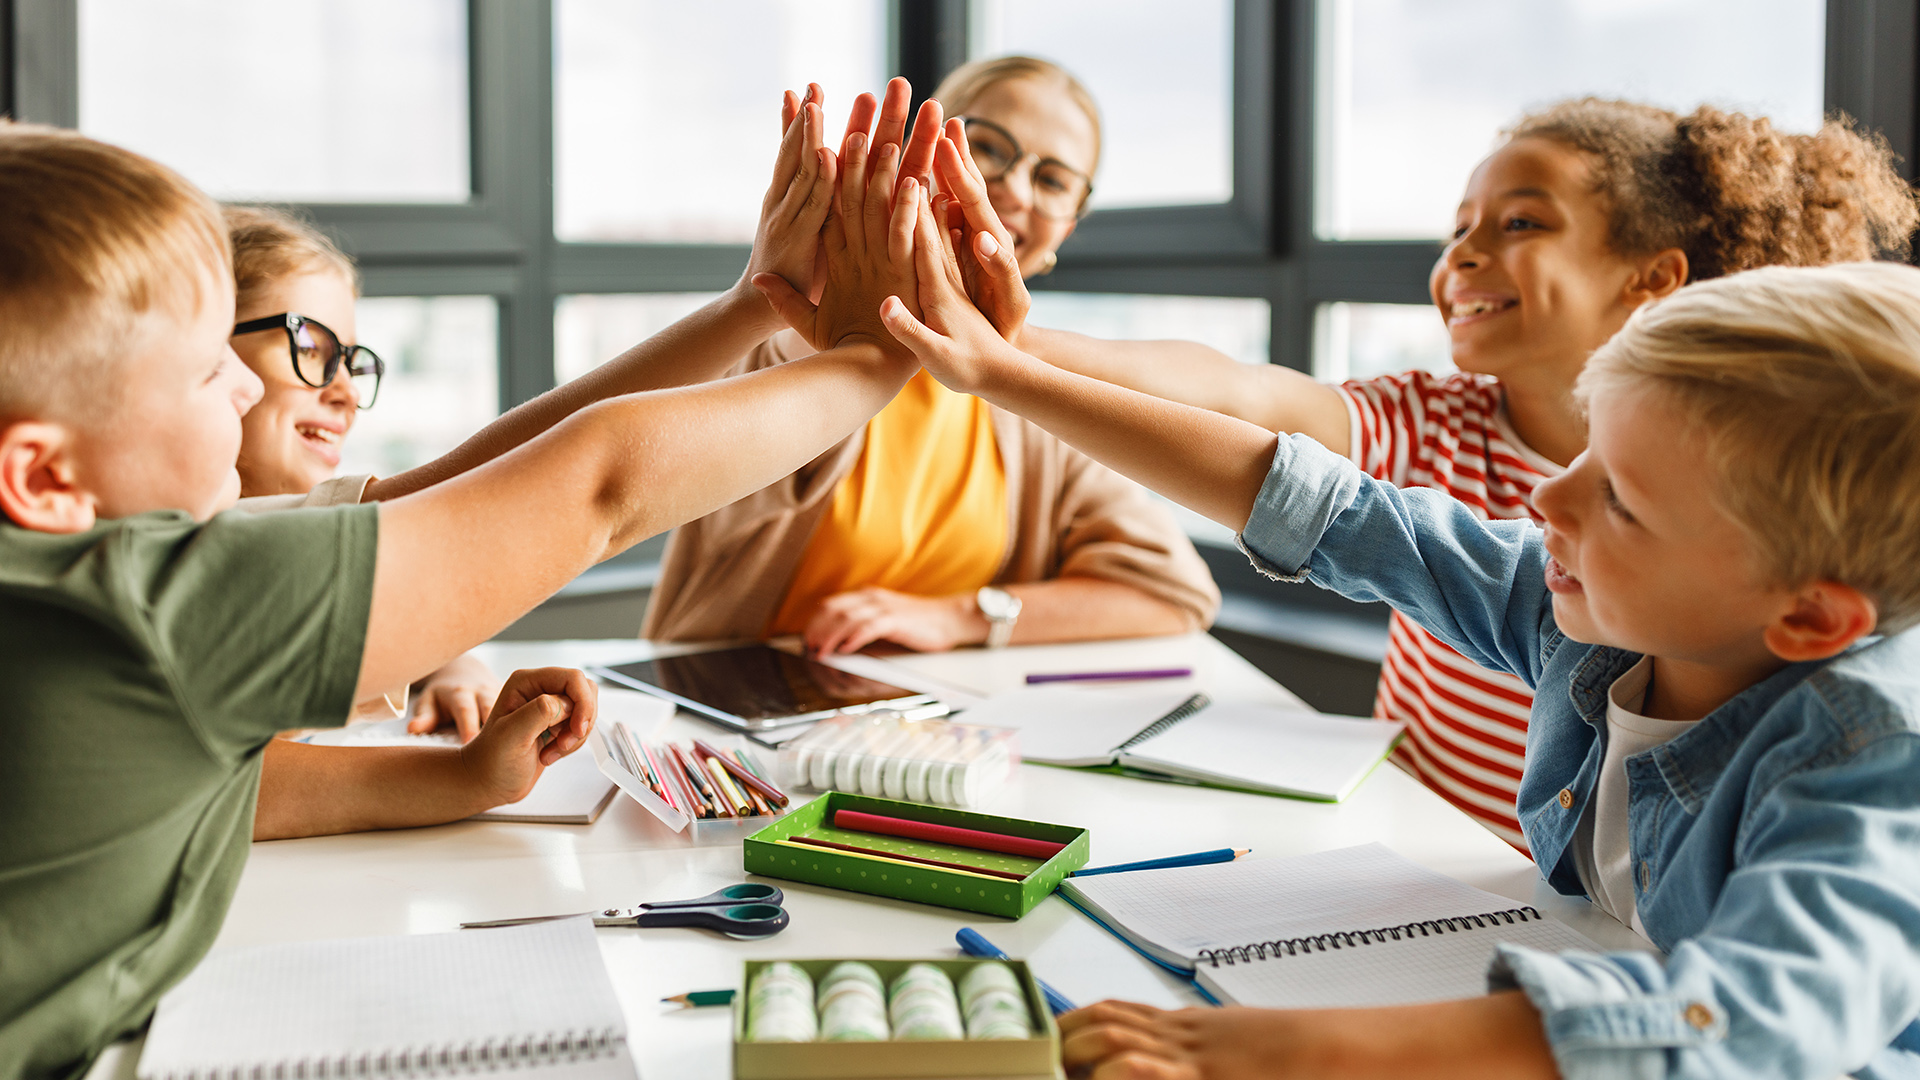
662, 989, 736, 1007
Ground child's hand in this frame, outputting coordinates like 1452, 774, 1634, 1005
737, 85, 839, 316
406, 651, 501, 742
752, 129, 927, 356
931, 119, 1032, 346
876, 178, 1038, 395
1059, 1001, 1311, 1080
457, 667, 598, 808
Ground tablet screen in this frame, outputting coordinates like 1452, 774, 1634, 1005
598, 646, 929, 727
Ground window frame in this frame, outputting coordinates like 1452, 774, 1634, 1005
8, 0, 1915, 404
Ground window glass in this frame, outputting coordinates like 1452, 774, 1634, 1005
78, 0, 469, 203
339, 297, 499, 478
1026, 293, 1270, 366
1312, 302, 1454, 383
554, 293, 726, 385
1315, 0, 1826, 239
554, 0, 888, 242
970, 0, 1233, 209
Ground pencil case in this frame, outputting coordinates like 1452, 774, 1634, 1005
778, 712, 1018, 809
743, 792, 1088, 918
733, 957, 1061, 1079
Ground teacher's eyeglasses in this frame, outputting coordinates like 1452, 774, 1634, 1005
959, 117, 1094, 221
231, 313, 384, 409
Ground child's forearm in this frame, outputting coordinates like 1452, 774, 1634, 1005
1313, 993, 1558, 1080
1022, 327, 1351, 451
254, 740, 495, 840
366, 285, 784, 501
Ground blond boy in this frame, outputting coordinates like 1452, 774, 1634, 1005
865, 163, 1920, 1076
0, 120, 918, 1077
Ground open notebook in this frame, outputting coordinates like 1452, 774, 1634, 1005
1060, 843, 1600, 1008
957, 686, 1403, 802
303, 689, 674, 823
138, 918, 635, 1080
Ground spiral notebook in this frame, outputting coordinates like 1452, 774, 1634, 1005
1060, 843, 1599, 1008
138, 918, 635, 1080
957, 687, 1404, 801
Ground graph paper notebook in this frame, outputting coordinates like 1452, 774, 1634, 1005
1060, 843, 1598, 1008
138, 919, 634, 1080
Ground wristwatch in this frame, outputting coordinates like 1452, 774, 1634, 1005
975, 586, 1023, 649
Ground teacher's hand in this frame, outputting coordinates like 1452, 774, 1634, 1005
802, 586, 988, 656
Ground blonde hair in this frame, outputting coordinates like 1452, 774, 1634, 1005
932, 55, 1103, 176
225, 204, 359, 314
1579, 262, 1920, 631
0, 122, 230, 421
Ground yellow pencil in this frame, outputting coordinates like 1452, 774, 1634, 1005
771, 839, 1015, 882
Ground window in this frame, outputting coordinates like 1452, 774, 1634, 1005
338, 297, 499, 478
77, 0, 470, 203
1315, 0, 1827, 239
553, 0, 889, 242
553, 293, 726, 384
970, 0, 1234, 209
1027, 293, 1270, 366
1312, 302, 1453, 383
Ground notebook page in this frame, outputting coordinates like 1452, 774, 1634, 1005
1198, 915, 1598, 1008
956, 686, 1198, 766
139, 918, 624, 1078
1060, 843, 1550, 967
1120, 703, 1402, 801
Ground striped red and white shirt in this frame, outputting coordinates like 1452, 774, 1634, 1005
1337, 370, 1563, 854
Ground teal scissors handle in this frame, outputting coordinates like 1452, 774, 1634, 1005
638, 883, 782, 910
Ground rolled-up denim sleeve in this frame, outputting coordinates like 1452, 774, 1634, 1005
1490, 729, 1920, 1080
1236, 434, 1556, 688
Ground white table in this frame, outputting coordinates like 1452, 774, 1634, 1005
99, 633, 1644, 1080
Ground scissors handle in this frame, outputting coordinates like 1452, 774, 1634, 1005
635, 903, 790, 938
640, 883, 783, 910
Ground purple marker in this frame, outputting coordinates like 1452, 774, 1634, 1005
1025, 667, 1193, 684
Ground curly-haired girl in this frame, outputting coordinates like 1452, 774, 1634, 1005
1038, 98, 1919, 853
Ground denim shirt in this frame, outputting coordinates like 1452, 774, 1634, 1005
1238, 434, 1920, 1080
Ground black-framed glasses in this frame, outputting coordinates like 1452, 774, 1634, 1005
232, 312, 384, 410
960, 117, 1095, 221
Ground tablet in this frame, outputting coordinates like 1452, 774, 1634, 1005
590, 646, 949, 732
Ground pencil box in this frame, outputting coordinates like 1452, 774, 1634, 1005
742, 792, 1088, 918
733, 957, 1062, 1080
777, 713, 1019, 809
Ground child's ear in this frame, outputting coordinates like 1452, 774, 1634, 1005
1763, 580, 1878, 663
1627, 249, 1689, 304
0, 421, 98, 534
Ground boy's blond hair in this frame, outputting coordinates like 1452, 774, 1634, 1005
225, 204, 359, 314
1580, 262, 1920, 632
0, 123, 230, 422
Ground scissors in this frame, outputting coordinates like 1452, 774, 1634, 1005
459, 883, 789, 938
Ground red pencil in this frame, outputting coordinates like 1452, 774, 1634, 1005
694, 737, 789, 807
832, 809, 1065, 859
675, 744, 733, 818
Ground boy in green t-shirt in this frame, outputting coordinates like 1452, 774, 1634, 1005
0, 117, 919, 1078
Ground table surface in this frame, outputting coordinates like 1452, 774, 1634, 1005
99, 633, 1646, 1080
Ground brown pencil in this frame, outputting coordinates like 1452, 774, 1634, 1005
694, 738, 790, 806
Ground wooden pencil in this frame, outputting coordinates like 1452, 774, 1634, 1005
773, 839, 1023, 883
786, 836, 1028, 881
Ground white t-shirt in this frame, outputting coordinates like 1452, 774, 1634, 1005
1570, 657, 1699, 934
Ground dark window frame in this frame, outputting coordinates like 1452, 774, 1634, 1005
8, 0, 1916, 403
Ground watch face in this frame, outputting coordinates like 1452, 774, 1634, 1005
978, 588, 1015, 620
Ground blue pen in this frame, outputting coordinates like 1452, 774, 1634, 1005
956, 928, 1077, 1015
1068, 848, 1250, 877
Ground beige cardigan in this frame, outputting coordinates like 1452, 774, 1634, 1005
643, 333, 1221, 641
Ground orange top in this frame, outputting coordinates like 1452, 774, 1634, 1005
767, 369, 1009, 635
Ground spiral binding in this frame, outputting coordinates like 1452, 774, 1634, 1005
1196, 906, 1545, 967
1113, 692, 1212, 752
157, 1029, 625, 1080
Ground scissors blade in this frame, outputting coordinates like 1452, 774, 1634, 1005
458, 912, 591, 930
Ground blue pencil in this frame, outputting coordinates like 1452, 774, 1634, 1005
956, 928, 1077, 1015
1068, 848, 1250, 877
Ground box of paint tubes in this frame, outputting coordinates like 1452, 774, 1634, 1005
733, 957, 1061, 1080
777, 712, 1018, 809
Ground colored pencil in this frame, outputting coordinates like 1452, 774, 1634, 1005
775, 839, 1022, 882
696, 738, 790, 806
1025, 667, 1192, 684
662, 989, 736, 1007
832, 809, 1065, 859
787, 836, 1029, 881
956, 928, 1076, 1015
665, 744, 715, 817
1068, 848, 1251, 877
674, 744, 730, 817
640, 741, 681, 813
707, 753, 752, 815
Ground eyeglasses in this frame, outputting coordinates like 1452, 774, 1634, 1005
959, 117, 1094, 221
231, 312, 384, 410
